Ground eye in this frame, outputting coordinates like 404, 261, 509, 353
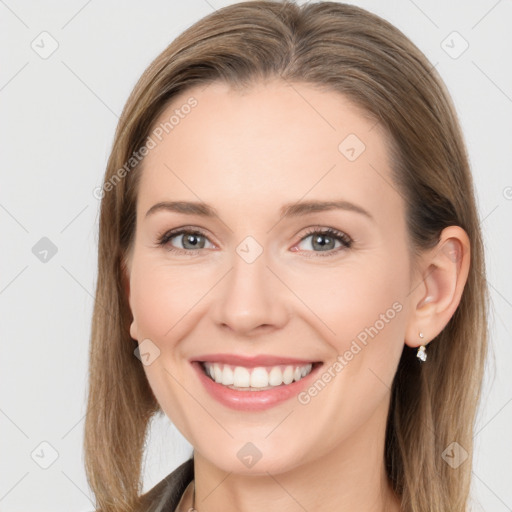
156, 226, 352, 257
294, 227, 352, 257
157, 228, 215, 254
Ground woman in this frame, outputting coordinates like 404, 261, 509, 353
84, 2, 488, 511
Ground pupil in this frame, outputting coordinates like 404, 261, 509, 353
313, 234, 334, 251
184, 234, 204, 249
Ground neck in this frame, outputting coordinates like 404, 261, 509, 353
186, 401, 401, 512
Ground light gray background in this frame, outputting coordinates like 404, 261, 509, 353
1, 1, 511, 511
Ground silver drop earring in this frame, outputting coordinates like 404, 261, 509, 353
417, 332, 427, 362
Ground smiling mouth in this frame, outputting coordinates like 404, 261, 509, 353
199, 361, 322, 391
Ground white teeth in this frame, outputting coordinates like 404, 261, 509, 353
222, 365, 234, 385
250, 367, 269, 388
233, 366, 250, 387
268, 366, 283, 386
283, 366, 294, 385
202, 362, 313, 389
214, 364, 223, 382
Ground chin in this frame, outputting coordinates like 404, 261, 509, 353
193, 436, 311, 477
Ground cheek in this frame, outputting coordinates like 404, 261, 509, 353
130, 258, 216, 341
128, 258, 216, 428
287, 256, 408, 439
288, 251, 409, 394
130, 271, 177, 339
296, 257, 407, 339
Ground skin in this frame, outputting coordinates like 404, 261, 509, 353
124, 80, 470, 512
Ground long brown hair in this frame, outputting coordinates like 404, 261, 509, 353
84, 2, 489, 511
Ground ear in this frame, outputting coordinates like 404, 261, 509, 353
405, 226, 470, 348
121, 256, 138, 341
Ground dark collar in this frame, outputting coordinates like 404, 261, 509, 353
138, 457, 194, 511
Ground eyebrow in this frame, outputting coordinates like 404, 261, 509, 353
145, 200, 373, 221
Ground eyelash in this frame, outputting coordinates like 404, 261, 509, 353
156, 226, 353, 258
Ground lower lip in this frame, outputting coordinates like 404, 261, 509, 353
191, 361, 323, 411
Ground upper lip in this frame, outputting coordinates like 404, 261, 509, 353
192, 353, 321, 367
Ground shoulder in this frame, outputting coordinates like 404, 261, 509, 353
137, 457, 194, 512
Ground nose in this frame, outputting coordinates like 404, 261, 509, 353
211, 249, 290, 336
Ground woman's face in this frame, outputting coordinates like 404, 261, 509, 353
126, 80, 416, 474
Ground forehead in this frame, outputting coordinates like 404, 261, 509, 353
136, 80, 402, 223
